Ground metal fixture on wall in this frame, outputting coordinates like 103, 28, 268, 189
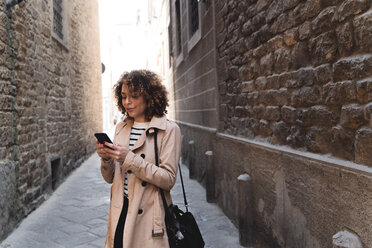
101, 63, 105, 74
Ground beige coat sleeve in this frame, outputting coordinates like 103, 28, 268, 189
100, 123, 123, 184
122, 122, 182, 191
101, 157, 114, 184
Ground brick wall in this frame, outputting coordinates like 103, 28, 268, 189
172, 1, 218, 128
171, 0, 218, 184
216, 0, 372, 166
0, 0, 101, 241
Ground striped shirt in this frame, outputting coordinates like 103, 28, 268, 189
124, 121, 149, 197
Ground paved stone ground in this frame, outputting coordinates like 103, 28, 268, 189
0, 153, 244, 248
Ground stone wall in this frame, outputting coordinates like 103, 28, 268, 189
171, 0, 372, 247
211, 134, 372, 248
216, 0, 372, 166
211, 0, 372, 246
0, 0, 102, 241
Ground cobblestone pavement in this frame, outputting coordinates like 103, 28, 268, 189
0, 153, 244, 248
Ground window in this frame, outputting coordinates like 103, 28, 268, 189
187, 0, 201, 52
174, 0, 183, 67
189, 0, 199, 36
53, 0, 64, 40
52, 0, 69, 49
168, 24, 173, 58
175, 0, 182, 55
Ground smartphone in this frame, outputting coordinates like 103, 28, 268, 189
94, 133, 114, 150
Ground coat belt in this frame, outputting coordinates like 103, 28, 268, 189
152, 189, 164, 237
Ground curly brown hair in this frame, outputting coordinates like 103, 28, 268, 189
114, 70, 169, 121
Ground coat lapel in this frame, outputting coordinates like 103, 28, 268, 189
131, 115, 167, 151
114, 119, 132, 148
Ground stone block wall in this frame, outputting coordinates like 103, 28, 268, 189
215, 0, 372, 166
171, 0, 372, 247
0, 0, 101, 241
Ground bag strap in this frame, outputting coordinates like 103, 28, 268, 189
153, 129, 173, 223
177, 157, 189, 212
153, 128, 189, 212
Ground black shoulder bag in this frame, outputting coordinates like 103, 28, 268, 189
153, 129, 205, 248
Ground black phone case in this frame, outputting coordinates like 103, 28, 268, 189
94, 133, 113, 150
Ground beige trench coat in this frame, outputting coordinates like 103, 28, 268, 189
101, 115, 181, 248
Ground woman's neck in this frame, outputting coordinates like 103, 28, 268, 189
134, 118, 148, 123
133, 115, 150, 123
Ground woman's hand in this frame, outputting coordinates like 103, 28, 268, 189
102, 142, 130, 164
96, 140, 111, 160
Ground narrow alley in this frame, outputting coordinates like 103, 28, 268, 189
0, 154, 243, 248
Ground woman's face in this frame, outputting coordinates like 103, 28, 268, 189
121, 84, 147, 122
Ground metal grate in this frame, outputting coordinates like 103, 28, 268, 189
189, 0, 199, 36
53, 0, 64, 40
175, 0, 182, 54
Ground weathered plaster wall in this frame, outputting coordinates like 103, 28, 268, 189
212, 135, 371, 247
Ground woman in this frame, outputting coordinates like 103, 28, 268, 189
96, 70, 182, 248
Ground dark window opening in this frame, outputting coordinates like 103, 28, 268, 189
51, 157, 61, 190
168, 0, 173, 59
168, 24, 173, 60
175, 0, 182, 55
189, 0, 199, 36
53, 0, 64, 40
